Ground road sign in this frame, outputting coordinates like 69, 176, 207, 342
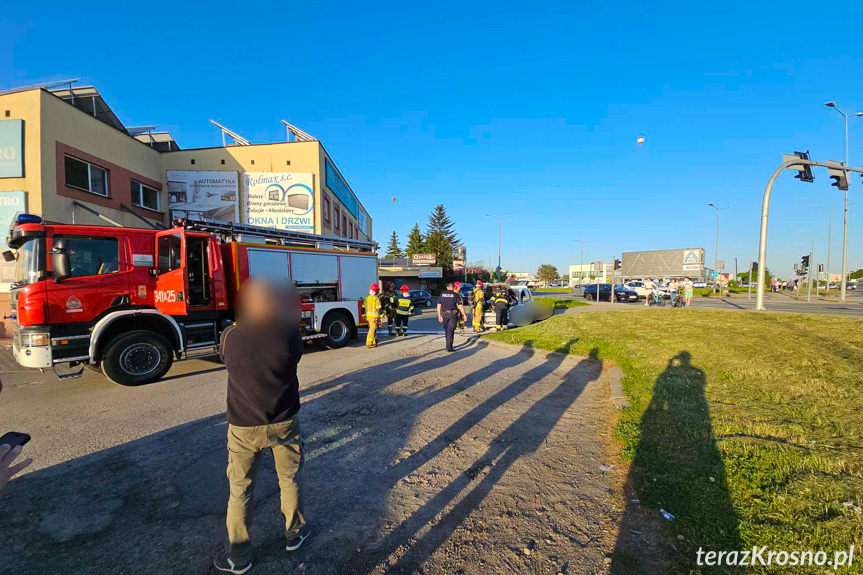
711, 271, 719, 278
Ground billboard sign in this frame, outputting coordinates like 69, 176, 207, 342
621, 248, 705, 279
167, 171, 238, 221
358, 208, 369, 236
0, 120, 24, 178
419, 270, 441, 278
412, 253, 436, 265
0, 191, 26, 249
244, 172, 315, 233
325, 159, 358, 217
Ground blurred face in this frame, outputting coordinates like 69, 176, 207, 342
236, 276, 300, 330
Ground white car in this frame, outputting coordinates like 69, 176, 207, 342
481, 285, 551, 327
624, 281, 669, 299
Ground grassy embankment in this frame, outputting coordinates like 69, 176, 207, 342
534, 297, 589, 311
485, 310, 863, 572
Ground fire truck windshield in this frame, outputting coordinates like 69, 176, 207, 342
13, 237, 45, 288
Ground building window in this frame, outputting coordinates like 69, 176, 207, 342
131, 181, 160, 211
286, 160, 291, 166
65, 156, 108, 197
323, 196, 331, 222
191, 159, 195, 165
334, 208, 340, 230
349, 222, 353, 238
342, 215, 347, 237
54, 235, 119, 277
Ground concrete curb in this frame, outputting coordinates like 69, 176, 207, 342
607, 364, 630, 409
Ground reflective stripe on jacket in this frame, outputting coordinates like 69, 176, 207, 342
396, 296, 414, 315
364, 295, 382, 317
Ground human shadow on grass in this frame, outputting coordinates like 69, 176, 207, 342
611, 351, 742, 575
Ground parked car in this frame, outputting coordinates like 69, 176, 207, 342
457, 282, 474, 305
847, 282, 857, 290
408, 290, 434, 308
623, 280, 669, 299
692, 281, 707, 288
583, 283, 639, 302
571, 284, 586, 297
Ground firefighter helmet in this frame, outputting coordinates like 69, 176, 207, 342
400, 285, 410, 292
386, 281, 395, 290
476, 281, 484, 287
369, 283, 379, 292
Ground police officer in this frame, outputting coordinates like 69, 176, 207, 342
394, 285, 414, 336
492, 284, 510, 331
472, 281, 486, 332
381, 281, 397, 335
437, 281, 466, 352
363, 284, 382, 348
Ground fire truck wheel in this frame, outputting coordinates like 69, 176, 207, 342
101, 331, 174, 386
321, 312, 352, 349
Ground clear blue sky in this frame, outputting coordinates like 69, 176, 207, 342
2, 1, 861, 278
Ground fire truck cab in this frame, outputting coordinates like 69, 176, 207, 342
7, 214, 377, 386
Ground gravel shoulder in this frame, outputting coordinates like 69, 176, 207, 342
2, 333, 618, 575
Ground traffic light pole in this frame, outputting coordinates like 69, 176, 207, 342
807, 252, 813, 303
756, 158, 863, 311
747, 263, 752, 300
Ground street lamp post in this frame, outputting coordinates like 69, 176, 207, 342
809, 205, 832, 295
708, 203, 729, 294
485, 214, 511, 281
574, 240, 585, 285
801, 231, 815, 302
824, 102, 862, 302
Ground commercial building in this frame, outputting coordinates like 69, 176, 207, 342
0, 80, 373, 334
569, 261, 613, 285
378, 256, 443, 292
620, 248, 706, 281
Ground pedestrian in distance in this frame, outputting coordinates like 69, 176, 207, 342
438, 281, 466, 352
683, 276, 694, 307
643, 277, 655, 306
363, 284, 382, 348
214, 277, 309, 574
668, 278, 679, 307
394, 285, 414, 336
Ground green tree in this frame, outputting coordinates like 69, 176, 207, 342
425, 204, 460, 273
405, 223, 425, 258
426, 204, 460, 247
384, 231, 403, 258
850, 268, 863, 280
537, 264, 559, 285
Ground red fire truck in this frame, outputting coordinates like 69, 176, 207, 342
6, 214, 377, 385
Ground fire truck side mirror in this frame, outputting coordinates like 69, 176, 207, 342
1, 250, 15, 262
149, 268, 159, 278
52, 238, 71, 283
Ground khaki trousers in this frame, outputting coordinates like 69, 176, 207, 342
366, 317, 378, 347
226, 418, 305, 563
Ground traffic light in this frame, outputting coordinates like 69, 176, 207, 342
801, 255, 810, 270
826, 160, 850, 191
613, 258, 621, 270
818, 263, 824, 273
782, 151, 814, 183
751, 261, 758, 273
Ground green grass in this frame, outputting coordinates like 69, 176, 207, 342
534, 296, 589, 310
535, 286, 572, 293
484, 310, 863, 573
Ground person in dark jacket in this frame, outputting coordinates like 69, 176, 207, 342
214, 277, 309, 574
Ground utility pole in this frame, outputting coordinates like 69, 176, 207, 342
574, 240, 585, 285
807, 250, 813, 303
708, 203, 729, 294
824, 102, 862, 303
486, 214, 511, 281
747, 263, 752, 300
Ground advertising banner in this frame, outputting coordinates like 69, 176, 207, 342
244, 172, 315, 233
167, 171, 238, 221
0, 191, 26, 249
0, 120, 24, 178
358, 208, 369, 236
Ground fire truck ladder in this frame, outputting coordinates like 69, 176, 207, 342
176, 218, 377, 253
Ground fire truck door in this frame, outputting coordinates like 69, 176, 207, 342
154, 230, 189, 316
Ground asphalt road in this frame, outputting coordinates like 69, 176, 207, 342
0, 305, 618, 575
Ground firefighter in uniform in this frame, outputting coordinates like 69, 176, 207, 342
381, 281, 398, 335
364, 283, 382, 348
394, 285, 414, 336
493, 285, 510, 331
453, 282, 465, 332
472, 281, 486, 332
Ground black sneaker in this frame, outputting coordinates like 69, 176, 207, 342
286, 527, 311, 552
213, 556, 252, 574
